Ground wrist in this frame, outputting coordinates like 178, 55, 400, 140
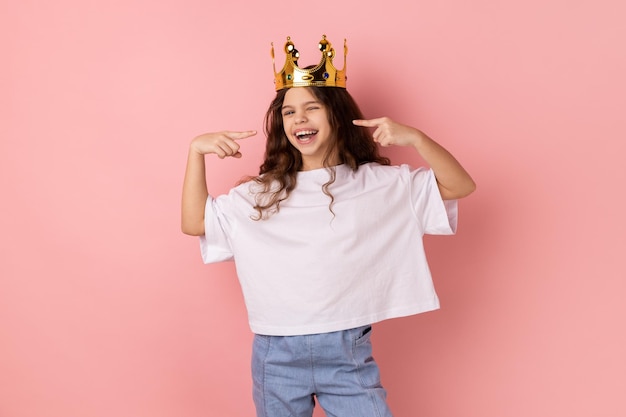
189, 137, 205, 156
410, 128, 428, 149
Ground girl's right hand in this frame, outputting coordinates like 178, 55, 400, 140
190, 130, 257, 159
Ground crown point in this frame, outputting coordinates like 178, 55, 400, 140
319, 35, 330, 52
285, 37, 294, 53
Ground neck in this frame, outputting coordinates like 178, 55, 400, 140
300, 152, 341, 171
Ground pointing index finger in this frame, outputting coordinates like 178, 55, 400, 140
226, 130, 257, 140
352, 119, 382, 127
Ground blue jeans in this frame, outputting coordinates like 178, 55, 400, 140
251, 325, 394, 417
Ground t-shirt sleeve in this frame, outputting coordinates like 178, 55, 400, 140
408, 166, 458, 235
199, 195, 235, 263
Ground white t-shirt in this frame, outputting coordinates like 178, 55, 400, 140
200, 163, 457, 336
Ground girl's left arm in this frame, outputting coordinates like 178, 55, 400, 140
353, 117, 476, 200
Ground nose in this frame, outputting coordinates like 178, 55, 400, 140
295, 110, 307, 124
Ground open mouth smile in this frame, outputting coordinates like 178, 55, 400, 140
294, 129, 318, 144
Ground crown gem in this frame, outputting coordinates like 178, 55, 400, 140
271, 35, 348, 91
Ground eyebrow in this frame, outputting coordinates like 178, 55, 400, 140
281, 100, 320, 110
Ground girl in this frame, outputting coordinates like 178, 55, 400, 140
181, 38, 475, 417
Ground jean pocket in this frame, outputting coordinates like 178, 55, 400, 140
251, 334, 272, 387
351, 326, 382, 388
354, 325, 372, 345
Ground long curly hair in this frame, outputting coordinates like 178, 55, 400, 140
250, 86, 390, 220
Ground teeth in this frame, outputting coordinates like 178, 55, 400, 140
295, 130, 317, 137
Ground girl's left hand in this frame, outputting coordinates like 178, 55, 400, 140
353, 117, 424, 147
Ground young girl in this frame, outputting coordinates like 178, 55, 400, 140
181, 36, 475, 417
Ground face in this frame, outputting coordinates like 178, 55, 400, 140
281, 87, 337, 170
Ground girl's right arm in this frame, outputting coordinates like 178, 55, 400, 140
181, 130, 256, 236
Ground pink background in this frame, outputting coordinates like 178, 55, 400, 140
2, 1, 625, 416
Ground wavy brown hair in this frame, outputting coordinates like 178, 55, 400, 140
250, 86, 390, 219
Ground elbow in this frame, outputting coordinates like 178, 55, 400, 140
181, 222, 205, 236
182, 228, 205, 237
440, 178, 476, 200
463, 178, 477, 197
182, 229, 204, 237
457, 179, 477, 199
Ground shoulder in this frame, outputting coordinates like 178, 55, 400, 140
211, 178, 262, 206
354, 162, 427, 179
351, 164, 435, 195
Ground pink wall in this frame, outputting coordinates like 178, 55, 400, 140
2, 1, 625, 416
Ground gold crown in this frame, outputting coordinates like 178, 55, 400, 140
271, 35, 347, 91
